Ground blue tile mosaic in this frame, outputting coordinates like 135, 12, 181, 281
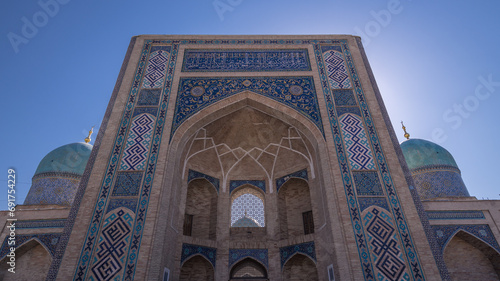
106, 198, 139, 214
432, 224, 500, 254
120, 114, 155, 171
332, 89, 357, 106
229, 180, 266, 194
353, 171, 383, 196
363, 207, 409, 281
181, 243, 217, 269
280, 241, 316, 268
340, 114, 376, 170
132, 107, 158, 118
17, 219, 66, 229
426, 210, 485, 220
182, 49, 311, 72
112, 172, 143, 196
229, 249, 268, 268
24, 176, 80, 206
137, 88, 161, 106
336, 106, 361, 117
188, 169, 220, 193
275, 169, 308, 192
142, 47, 170, 89
323, 50, 352, 89
412, 170, 469, 200
0, 233, 61, 259
359, 197, 389, 213
171, 76, 323, 139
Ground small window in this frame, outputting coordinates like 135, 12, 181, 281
183, 214, 193, 236
302, 210, 314, 235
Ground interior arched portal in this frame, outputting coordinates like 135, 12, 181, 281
183, 178, 218, 240
230, 258, 268, 280
282, 253, 318, 281
443, 231, 500, 280
278, 178, 314, 239
180, 255, 215, 281
0, 239, 52, 281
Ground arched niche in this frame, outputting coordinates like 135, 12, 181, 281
0, 239, 52, 281
230, 185, 266, 227
282, 253, 318, 281
230, 258, 268, 280
183, 178, 218, 240
443, 230, 500, 280
278, 177, 314, 239
179, 255, 215, 281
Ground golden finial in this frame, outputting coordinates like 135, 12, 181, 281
401, 121, 410, 140
84, 126, 94, 143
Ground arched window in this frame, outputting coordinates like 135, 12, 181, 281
230, 258, 267, 279
230, 186, 265, 227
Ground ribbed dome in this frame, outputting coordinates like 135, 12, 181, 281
232, 216, 261, 227
400, 139, 458, 171
34, 142, 93, 176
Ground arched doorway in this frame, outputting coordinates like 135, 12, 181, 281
443, 231, 500, 280
282, 253, 318, 281
180, 255, 215, 281
230, 258, 268, 281
0, 239, 52, 281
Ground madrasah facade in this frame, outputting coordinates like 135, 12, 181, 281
1, 35, 499, 281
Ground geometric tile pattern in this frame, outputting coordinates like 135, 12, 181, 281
353, 171, 384, 196
188, 169, 220, 193
0, 233, 61, 259
142, 47, 170, 89
340, 114, 376, 170
132, 107, 158, 118
323, 49, 351, 89
182, 49, 311, 72
358, 197, 389, 213
106, 198, 138, 214
315, 42, 425, 280
181, 243, 217, 269
332, 89, 357, 106
229, 248, 268, 268
229, 180, 266, 194
412, 170, 469, 200
431, 224, 500, 254
24, 176, 80, 206
280, 241, 316, 268
120, 113, 155, 171
336, 106, 361, 117
363, 207, 409, 281
231, 193, 265, 227
90, 209, 135, 281
72, 41, 174, 281
112, 172, 143, 196
426, 210, 485, 220
276, 169, 308, 192
172, 76, 323, 138
17, 219, 67, 229
137, 88, 161, 106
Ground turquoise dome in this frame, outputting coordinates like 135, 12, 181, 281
232, 216, 261, 227
400, 139, 458, 171
34, 142, 93, 176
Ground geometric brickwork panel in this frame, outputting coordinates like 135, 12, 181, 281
172, 76, 323, 138
142, 46, 170, 89
187, 169, 220, 193
112, 172, 143, 196
412, 170, 470, 200
182, 49, 311, 72
322, 47, 351, 89
340, 114, 376, 170
431, 224, 500, 254
229, 248, 269, 268
24, 176, 80, 206
353, 171, 383, 196
426, 210, 485, 220
119, 113, 155, 171
275, 169, 308, 192
363, 207, 410, 281
358, 197, 389, 213
333, 90, 357, 106
89, 209, 135, 281
231, 192, 265, 227
137, 88, 161, 106
0, 233, 61, 259
229, 180, 266, 194
181, 243, 217, 269
279, 241, 316, 268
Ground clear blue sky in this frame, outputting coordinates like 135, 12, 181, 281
1, 0, 499, 210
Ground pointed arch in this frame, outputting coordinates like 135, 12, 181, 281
278, 178, 314, 238
282, 253, 318, 281
180, 255, 215, 281
230, 257, 268, 279
0, 238, 52, 280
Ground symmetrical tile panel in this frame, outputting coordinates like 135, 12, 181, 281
279, 241, 316, 268
181, 243, 217, 269
229, 249, 268, 268
340, 114, 376, 170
